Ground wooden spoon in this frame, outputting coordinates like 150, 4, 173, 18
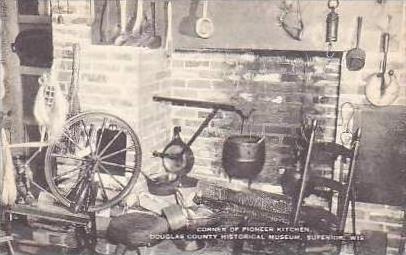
195, 0, 214, 39
165, 1, 173, 56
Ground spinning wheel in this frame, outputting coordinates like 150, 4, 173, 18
44, 111, 142, 212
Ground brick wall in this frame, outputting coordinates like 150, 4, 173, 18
166, 49, 341, 185
51, 1, 172, 177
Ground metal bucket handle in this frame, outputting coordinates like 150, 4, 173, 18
239, 112, 265, 142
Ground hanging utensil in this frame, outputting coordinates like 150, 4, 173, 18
165, 0, 173, 56
132, 0, 144, 35
222, 134, 265, 185
114, 0, 128, 45
279, 0, 304, 41
147, 2, 162, 49
153, 126, 194, 177
326, 0, 339, 43
346, 17, 366, 71
88, 0, 95, 25
195, 0, 214, 39
365, 32, 400, 106
120, 0, 127, 34
325, 0, 339, 58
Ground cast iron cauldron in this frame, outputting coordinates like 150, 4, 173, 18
222, 135, 265, 180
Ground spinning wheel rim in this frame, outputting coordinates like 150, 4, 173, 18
45, 111, 142, 212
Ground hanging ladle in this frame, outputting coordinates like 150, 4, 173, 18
147, 2, 162, 49
195, 0, 214, 39
346, 16, 365, 71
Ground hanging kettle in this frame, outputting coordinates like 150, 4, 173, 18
222, 135, 265, 181
153, 126, 194, 176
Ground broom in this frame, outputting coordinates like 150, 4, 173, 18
1, 129, 17, 206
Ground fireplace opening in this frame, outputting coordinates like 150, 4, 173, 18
165, 48, 343, 186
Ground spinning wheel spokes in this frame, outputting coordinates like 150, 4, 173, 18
99, 160, 139, 172
80, 119, 94, 155
97, 130, 124, 157
95, 117, 107, 156
45, 112, 142, 212
50, 153, 91, 162
98, 162, 126, 189
99, 145, 136, 161
62, 130, 85, 151
95, 168, 109, 202
52, 165, 85, 182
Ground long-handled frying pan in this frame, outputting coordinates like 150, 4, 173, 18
365, 33, 400, 106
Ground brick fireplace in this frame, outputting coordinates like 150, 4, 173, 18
51, 9, 343, 187
167, 49, 341, 186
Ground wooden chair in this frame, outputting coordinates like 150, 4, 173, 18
292, 120, 361, 253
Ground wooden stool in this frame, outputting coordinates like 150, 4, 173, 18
107, 211, 170, 255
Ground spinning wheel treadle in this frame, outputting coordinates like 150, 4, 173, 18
44, 111, 142, 212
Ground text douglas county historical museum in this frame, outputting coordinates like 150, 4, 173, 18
149, 226, 366, 241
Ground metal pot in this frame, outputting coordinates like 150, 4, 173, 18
222, 135, 265, 180
145, 173, 180, 196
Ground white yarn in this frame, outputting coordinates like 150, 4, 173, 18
1, 129, 17, 206
33, 72, 67, 143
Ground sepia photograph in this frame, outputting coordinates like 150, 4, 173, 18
0, 0, 405, 254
